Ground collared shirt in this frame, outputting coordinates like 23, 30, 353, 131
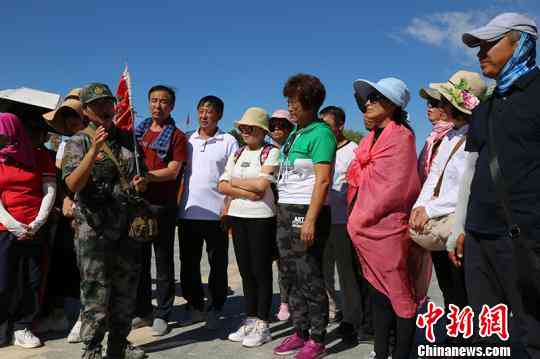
178, 128, 238, 220
465, 67, 540, 237
414, 124, 468, 219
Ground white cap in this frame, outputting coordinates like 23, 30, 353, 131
462, 12, 538, 48
0, 87, 61, 111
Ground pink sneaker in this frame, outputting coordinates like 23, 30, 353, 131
274, 333, 305, 356
277, 303, 290, 321
295, 339, 326, 359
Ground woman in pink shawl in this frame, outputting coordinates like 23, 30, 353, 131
348, 78, 430, 359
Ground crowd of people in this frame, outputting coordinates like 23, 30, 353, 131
0, 11, 539, 359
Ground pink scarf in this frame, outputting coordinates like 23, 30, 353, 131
418, 121, 453, 184
0, 113, 36, 168
347, 121, 431, 318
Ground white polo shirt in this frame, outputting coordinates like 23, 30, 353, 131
178, 128, 238, 221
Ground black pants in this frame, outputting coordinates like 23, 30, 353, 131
431, 250, 467, 309
370, 285, 415, 359
330, 223, 372, 331
277, 204, 330, 343
230, 216, 275, 321
0, 231, 42, 345
178, 219, 229, 311
464, 232, 538, 358
135, 208, 177, 320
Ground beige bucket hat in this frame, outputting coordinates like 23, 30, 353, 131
235, 107, 270, 132
430, 71, 487, 115
43, 88, 83, 135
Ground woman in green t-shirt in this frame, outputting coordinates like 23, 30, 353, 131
273, 74, 337, 359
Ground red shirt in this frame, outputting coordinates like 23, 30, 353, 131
0, 148, 56, 232
140, 127, 187, 206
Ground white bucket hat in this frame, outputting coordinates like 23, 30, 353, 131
235, 107, 270, 133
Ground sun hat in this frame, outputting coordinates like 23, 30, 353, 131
419, 87, 442, 101
462, 12, 538, 48
430, 71, 487, 115
353, 77, 410, 109
0, 87, 61, 112
43, 88, 82, 135
270, 109, 296, 125
235, 107, 270, 133
80, 83, 115, 105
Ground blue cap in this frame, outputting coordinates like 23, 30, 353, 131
353, 77, 410, 109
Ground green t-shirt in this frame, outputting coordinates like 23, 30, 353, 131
278, 120, 337, 205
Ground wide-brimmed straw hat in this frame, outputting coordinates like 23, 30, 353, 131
419, 87, 442, 101
43, 88, 83, 135
235, 107, 270, 133
430, 71, 487, 115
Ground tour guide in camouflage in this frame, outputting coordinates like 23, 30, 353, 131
62, 83, 147, 359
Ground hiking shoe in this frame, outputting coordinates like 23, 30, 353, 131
295, 339, 326, 359
180, 309, 206, 326
205, 310, 221, 330
12, 329, 42, 348
228, 318, 256, 342
337, 321, 358, 345
67, 320, 82, 343
274, 333, 305, 356
277, 303, 290, 321
242, 320, 271, 348
131, 314, 152, 330
150, 318, 169, 337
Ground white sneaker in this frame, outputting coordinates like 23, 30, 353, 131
242, 320, 271, 348
181, 309, 206, 326
13, 329, 42, 348
205, 310, 221, 330
228, 318, 256, 342
67, 320, 82, 343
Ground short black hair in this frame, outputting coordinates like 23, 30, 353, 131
148, 85, 176, 107
320, 106, 346, 125
197, 95, 224, 118
283, 73, 326, 112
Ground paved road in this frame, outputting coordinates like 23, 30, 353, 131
1, 236, 443, 359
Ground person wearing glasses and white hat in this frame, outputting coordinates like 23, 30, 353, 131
449, 12, 540, 356
348, 77, 429, 359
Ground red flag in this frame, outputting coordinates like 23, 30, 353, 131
114, 65, 134, 131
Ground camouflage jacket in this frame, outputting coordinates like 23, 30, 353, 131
62, 123, 145, 239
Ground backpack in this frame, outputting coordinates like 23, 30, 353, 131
233, 143, 279, 203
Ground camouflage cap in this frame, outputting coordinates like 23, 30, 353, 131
80, 83, 116, 105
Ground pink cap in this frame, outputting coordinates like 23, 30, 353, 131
271, 109, 296, 124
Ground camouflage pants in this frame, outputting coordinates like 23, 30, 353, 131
276, 204, 331, 342
74, 220, 142, 348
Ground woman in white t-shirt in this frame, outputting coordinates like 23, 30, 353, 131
218, 107, 279, 348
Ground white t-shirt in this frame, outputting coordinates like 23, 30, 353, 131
178, 129, 238, 221
328, 141, 357, 224
220, 146, 280, 218
56, 141, 67, 163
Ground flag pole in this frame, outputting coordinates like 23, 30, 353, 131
124, 64, 141, 176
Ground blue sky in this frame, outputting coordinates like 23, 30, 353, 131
1, 0, 539, 148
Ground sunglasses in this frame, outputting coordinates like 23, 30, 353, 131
427, 99, 441, 108
269, 118, 291, 132
238, 125, 256, 134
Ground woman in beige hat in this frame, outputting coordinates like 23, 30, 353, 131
410, 71, 486, 345
218, 107, 280, 348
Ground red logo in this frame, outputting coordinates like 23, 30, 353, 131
416, 302, 445, 343
446, 304, 474, 339
479, 304, 509, 341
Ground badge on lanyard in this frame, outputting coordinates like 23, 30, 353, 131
241, 162, 250, 168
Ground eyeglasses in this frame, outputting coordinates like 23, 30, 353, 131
427, 99, 441, 108
238, 125, 256, 134
269, 118, 291, 132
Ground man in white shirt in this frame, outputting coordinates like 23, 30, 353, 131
320, 106, 371, 343
177, 96, 238, 329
